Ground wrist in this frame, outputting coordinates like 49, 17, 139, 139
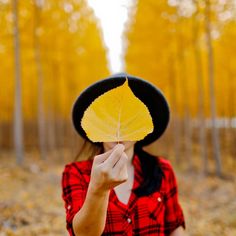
87, 183, 110, 198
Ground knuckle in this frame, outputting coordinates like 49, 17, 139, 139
93, 155, 101, 163
121, 155, 128, 162
110, 172, 119, 180
117, 177, 128, 185
122, 174, 128, 181
117, 173, 128, 182
117, 157, 127, 168
123, 152, 128, 159
121, 178, 128, 183
110, 174, 121, 183
100, 167, 109, 177
110, 176, 117, 182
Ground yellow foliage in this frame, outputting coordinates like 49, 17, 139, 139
124, 0, 236, 118
0, 0, 109, 122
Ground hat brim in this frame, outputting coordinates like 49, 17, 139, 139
72, 74, 170, 147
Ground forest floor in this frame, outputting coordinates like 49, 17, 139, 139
0, 150, 236, 236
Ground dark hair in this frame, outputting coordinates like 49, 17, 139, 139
74, 140, 103, 162
75, 141, 164, 197
133, 144, 164, 197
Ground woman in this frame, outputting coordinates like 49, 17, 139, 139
62, 73, 186, 236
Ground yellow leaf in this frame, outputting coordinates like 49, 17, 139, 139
81, 79, 154, 142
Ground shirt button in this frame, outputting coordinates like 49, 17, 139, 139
67, 205, 71, 210
127, 218, 132, 224
157, 197, 162, 202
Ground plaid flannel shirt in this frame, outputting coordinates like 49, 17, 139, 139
62, 154, 185, 236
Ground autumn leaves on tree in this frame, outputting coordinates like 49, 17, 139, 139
0, 0, 109, 163
124, 0, 236, 176
0, 0, 235, 176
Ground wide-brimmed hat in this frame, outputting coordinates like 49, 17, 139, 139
72, 73, 170, 147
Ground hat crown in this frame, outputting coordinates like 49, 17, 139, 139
72, 73, 170, 146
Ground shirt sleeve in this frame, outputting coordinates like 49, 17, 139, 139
61, 163, 87, 236
163, 161, 185, 235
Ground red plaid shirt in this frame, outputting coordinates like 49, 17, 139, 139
61, 154, 185, 236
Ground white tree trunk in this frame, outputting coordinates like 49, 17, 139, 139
176, 11, 193, 171
34, 0, 46, 159
12, 0, 24, 165
193, 0, 208, 175
168, 55, 181, 164
205, 0, 222, 176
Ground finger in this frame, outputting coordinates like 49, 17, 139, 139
93, 149, 113, 164
93, 144, 123, 164
113, 152, 128, 174
103, 144, 125, 168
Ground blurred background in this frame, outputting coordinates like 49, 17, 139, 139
0, 0, 236, 235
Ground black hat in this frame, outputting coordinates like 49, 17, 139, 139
72, 73, 170, 147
